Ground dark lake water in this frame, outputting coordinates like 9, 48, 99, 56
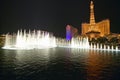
0, 47, 120, 80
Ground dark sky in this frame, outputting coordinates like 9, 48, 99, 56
0, 0, 120, 37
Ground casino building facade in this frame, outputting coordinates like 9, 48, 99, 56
81, 1, 110, 39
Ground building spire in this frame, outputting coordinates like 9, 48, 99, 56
90, 0, 95, 25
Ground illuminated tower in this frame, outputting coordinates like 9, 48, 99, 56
81, 0, 110, 38
66, 25, 72, 40
66, 25, 78, 40
90, 0, 95, 25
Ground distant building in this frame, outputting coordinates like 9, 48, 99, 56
0, 34, 5, 47
81, 1, 110, 39
66, 25, 78, 40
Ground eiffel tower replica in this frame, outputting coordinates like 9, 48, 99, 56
81, 0, 110, 39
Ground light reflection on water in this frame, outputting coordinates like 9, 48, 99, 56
0, 48, 120, 80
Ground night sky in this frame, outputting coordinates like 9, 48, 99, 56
1, 0, 120, 37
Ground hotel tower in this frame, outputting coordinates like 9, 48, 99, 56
81, 0, 110, 39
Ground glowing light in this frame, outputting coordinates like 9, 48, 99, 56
71, 37, 89, 49
66, 25, 72, 40
2, 30, 57, 50
2, 29, 120, 52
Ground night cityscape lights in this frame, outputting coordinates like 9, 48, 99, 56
1, 1, 120, 52
2, 29, 120, 52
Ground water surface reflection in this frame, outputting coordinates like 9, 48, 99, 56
0, 48, 120, 80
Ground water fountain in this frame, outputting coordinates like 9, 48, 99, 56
2, 30, 57, 49
71, 37, 89, 49
89, 43, 120, 51
2, 30, 120, 51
